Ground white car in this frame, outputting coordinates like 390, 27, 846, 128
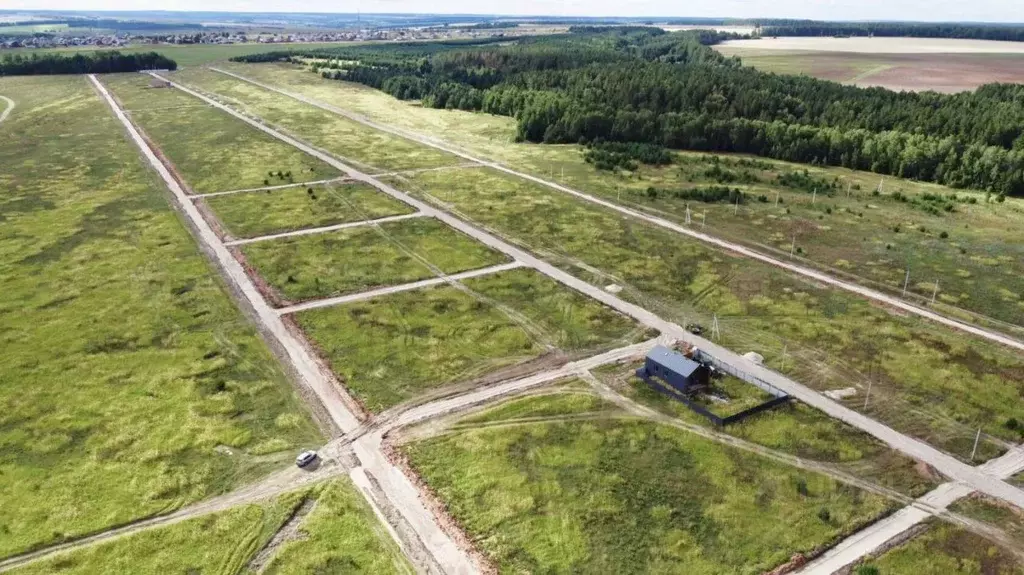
295, 450, 318, 468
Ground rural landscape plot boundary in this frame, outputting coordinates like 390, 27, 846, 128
152, 70, 1024, 511
207, 67, 1024, 354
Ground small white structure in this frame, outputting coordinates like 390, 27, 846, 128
604, 284, 623, 294
742, 351, 764, 365
823, 387, 858, 400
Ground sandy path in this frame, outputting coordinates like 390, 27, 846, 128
208, 67, 1024, 354
0, 95, 14, 125
163, 70, 1024, 512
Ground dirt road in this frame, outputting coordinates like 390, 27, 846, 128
162, 71, 1024, 513
209, 67, 1024, 354
225, 212, 427, 246
799, 445, 1024, 574
91, 74, 477, 575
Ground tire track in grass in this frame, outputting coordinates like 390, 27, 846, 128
0, 95, 14, 125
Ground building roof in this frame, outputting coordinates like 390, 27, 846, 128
646, 345, 701, 378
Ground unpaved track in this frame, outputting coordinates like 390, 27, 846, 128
799, 445, 1024, 574
225, 212, 428, 246
0, 95, 14, 125
210, 67, 1024, 353
91, 75, 475, 575
163, 71, 1024, 512
0, 463, 344, 573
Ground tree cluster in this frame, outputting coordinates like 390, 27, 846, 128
758, 20, 1024, 43
239, 27, 1024, 195
0, 51, 177, 76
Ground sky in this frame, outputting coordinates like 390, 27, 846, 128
4, 0, 1024, 23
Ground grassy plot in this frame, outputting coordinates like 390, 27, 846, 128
401, 402, 894, 575
461, 384, 618, 424
240, 216, 508, 303
0, 76, 322, 559
292, 268, 648, 412
204, 181, 414, 239
10, 490, 308, 575
99, 73, 340, 194
855, 519, 1024, 575
262, 480, 413, 575
592, 361, 940, 497
386, 166, 1024, 461
217, 62, 1024, 330
169, 67, 461, 172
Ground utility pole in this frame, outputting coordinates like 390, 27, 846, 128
685, 204, 692, 225
902, 268, 910, 298
775, 190, 780, 207
734, 195, 739, 215
712, 314, 720, 340
701, 211, 706, 230
971, 428, 982, 461
847, 181, 852, 198
812, 188, 817, 204
780, 343, 787, 371
931, 280, 940, 304
863, 379, 873, 410
790, 234, 796, 258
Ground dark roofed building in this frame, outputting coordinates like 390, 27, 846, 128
637, 345, 709, 394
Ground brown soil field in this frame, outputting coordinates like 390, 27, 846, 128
716, 46, 1024, 93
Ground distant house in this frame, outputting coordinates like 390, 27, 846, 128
636, 345, 709, 395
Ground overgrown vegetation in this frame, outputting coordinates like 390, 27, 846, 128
102, 73, 339, 193
291, 268, 646, 412
240, 216, 508, 303
855, 519, 1024, 574
387, 166, 1023, 460
402, 408, 894, 574
0, 76, 321, 559
203, 182, 414, 239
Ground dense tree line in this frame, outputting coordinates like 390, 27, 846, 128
758, 21, 1024, 43
237, 27, 1024, 195
0, 51, 177, 75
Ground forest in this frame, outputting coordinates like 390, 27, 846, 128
0, 51, 178, 75
234, 27, 1024, 196
757, 20, 1024, 42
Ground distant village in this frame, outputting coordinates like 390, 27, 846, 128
0, 26, 514, 50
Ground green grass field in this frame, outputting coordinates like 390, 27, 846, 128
10, 490, 308, 574
291, 268, 648, 412
203, 181, 413, 239
0, 76, 322, 559
385, 166, 1021, 462
262, 480, 413, 574
855, 519, 1024, 574
99, 73, 340, 194
11, 479, 410, 574
592, 361, 940, 497
169, 67, 461, 173
401, 399, 894, 574
218, 62, 1024, 331
460, 382, 618, 424
240, 216, 508, 304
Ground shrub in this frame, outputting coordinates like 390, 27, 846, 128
939, 231, 949, 239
